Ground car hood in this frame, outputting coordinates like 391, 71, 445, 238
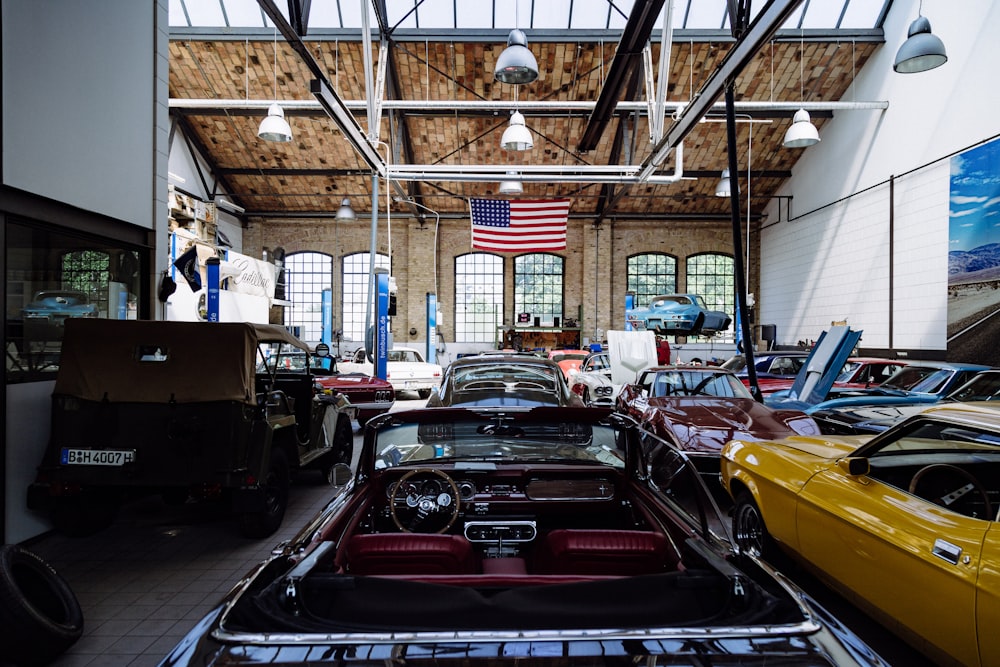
764, 326, 862, 408
644, 397, 818, 454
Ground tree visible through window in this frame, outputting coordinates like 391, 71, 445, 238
456, 253, 503, 343
686, 253, 734, 339
514, 254, 563, 325
627, 253, 677, 307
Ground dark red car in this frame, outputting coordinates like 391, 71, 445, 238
616, 365, 820, 474
277, 353, 395, 427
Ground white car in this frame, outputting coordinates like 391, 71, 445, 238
568, 352, 619, 406
339, 346, 442, 399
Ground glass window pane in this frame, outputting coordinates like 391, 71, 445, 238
627, 253, 677, 307
342, 252, 390, 348
514, 253, 564, 326
284, 252, 332, 346
455, 253, 504, 343
686, 253, 734, 340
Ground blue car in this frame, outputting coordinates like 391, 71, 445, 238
626, 294, 732, 337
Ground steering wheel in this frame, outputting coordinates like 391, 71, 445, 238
908, 463, 993, 520
389, 468, 461, 533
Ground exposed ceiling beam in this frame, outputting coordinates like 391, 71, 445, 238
579, 0, 665, 151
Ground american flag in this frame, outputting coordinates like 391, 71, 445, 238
469, 198, 570, 252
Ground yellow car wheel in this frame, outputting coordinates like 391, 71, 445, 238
732, 492, 775, 561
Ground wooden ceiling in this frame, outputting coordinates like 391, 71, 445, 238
168, 7, 883, 225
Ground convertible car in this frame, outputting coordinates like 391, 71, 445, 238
721, 402, 1000, 667
162, 407, 887, 667
339, 346, 443, 398
616, 366, 820, 474
625, 293, 732, 337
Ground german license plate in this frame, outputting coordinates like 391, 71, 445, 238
60, 449, 136, 466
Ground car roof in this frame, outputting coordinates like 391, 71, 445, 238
896, 360, 992, 371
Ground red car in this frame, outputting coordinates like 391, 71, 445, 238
300, 354, 396, 427
547, 349, 590, 379
833, 357, 908, 389
616, 365, 820, 474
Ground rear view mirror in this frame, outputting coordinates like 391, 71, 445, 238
327, 462, 353, 487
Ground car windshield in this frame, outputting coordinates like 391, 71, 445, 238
948, 373, 1000, 402
835, 361, 862, 382
883, 366, 950, 393
453, 364, 560, 392
649, 370, 752, 398
373, 420, 625, 469
720, 355, 746, 372
870, 419, 1000, 459
389, 349, 424, 363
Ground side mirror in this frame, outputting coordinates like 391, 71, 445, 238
327, 462, 353, 488
838, 457, 869, 476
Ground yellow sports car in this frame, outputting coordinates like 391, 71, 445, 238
721, 402, 1000, 667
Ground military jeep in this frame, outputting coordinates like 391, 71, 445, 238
27, 319, 356, 538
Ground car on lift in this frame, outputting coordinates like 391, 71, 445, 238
27, 318, 356, 538
161, 406, 889, 667
625, 294, 731, 337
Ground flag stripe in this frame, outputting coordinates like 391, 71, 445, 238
469, 198, 569, 252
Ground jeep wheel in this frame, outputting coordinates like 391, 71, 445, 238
417, 389, 432, 399
319, 417, 354, 482
50, 494, 118, 537
0, 544, 83, 665
239, 449, 290, 538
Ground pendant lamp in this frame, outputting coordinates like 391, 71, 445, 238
783, 34, 819, 149
501, 111, 533, 151
499, 171, 523, 195
894, 15, 947, 73
258, 28, 292, 143
335, 198, 356, 221
494, 29, 538, 85
715, 170, 731, 198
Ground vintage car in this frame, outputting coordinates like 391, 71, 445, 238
625, 293, 731, 337
274, 352, 395, 427
547, 348, 590, 378
27, 319, 356, 538
721, 350, 811, 395
568, 351, 618, 406
426, 354, 585, 408
616, 366, 820, 475
721, 402, 1000, 667
21, 290, 99, 325
809, 367, 1000, 435
796, 360, 992, 432
161, 406, 888, 667
338, 345, 442, 398
834, 356, 908, 389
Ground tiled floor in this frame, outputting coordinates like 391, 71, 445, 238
24, 463, 341, 667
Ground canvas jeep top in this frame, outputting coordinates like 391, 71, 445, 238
27, 318, 356, 538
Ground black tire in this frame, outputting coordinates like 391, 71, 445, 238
0, 544, 83, 666
691, 313, 705, 337
239, 449, 290, 539
50, 494, 118, 538
356, 415, 368, 428
417, 389, 432, 399
731, 491, 775, 562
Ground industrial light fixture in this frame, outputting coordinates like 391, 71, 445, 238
714, 169, 731, 198
494, 28, 538, 85
216, 198, 246, 215
335, 198, 356, 221
501, 111, 533, 151
498, 171, 523, 195
783, 32, 820, 149
783, 109, 820, 148
258, 28, 292, 142
894, 10, 947, 73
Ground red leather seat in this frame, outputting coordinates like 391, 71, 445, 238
535, 529, 677, 575
345, 533, 478, 575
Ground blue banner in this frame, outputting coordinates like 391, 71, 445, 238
375, 273, 389, 379
426, 292, 437, 365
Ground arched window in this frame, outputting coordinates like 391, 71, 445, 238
342, 252, 390, 346
285, 251, 332, 345
514, 253, 563, 325
627, 253, 677, 307
455, 253, 504, 342
686, 253, 734, 339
